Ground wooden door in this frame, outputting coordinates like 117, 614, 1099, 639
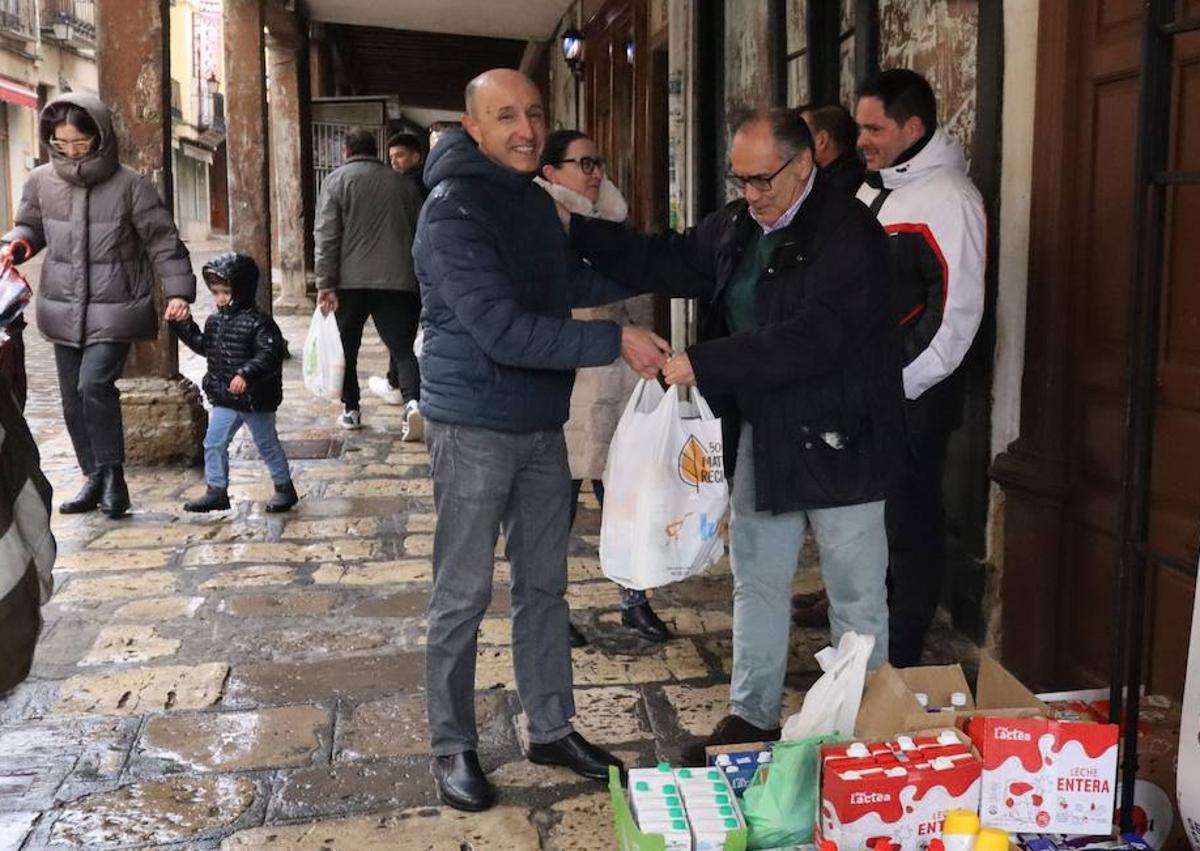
1056, 0, 1199, 696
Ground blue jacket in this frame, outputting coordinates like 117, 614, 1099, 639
414, 129, 631, 433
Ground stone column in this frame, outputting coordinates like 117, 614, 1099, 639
96, 0, 206, 465
224, 0, 273, 313
267, 40, 310, 314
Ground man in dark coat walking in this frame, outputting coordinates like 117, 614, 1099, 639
414, 68, 671, 812
568, 107, 902, 764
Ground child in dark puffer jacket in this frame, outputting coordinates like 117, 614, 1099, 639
172, 252, 298, 513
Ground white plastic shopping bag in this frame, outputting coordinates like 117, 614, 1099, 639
600, 379, 729, 590
302, 307, 345, 401
781, 631, 875, 739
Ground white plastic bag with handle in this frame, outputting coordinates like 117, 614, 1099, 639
781, 631, 876, 739
600, 379, 728, 590
302, 307, 345, 401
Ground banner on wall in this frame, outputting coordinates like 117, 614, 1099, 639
1179, 561, 1200, 850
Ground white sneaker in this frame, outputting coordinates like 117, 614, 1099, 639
338, 408, 362, 430
401, 400, 424, 442
368, 375, 404, 405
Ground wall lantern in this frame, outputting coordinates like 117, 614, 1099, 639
625, 39, 635, 65
561, 27, 585, 79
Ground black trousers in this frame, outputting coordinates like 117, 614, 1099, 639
54, 342, 131, 475
334, 288, 421, 411
885, 427, 952, 667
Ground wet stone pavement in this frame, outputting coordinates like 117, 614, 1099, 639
1, 242, 973, 850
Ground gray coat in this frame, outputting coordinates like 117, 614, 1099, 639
2, 92, 195, 348
314, 155, 422, 292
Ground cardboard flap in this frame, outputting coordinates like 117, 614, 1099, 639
855, 664, 925, 738
976, 652, 1048, 713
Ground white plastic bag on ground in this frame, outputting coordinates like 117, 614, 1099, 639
302, 307, 345, 401
600, 379, 728, 590
781, 631, 875, 739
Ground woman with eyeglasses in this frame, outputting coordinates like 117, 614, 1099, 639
0, 93, 196, 519
536, 129, 671, 645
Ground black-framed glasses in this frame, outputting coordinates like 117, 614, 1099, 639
725, 156, 795, 192
558, 155, 606, 175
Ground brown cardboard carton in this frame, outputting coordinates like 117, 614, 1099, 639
856, 655, 1049, 738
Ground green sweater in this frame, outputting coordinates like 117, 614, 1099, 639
724, 227, 787, 334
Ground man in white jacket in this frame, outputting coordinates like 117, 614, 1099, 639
855, 69, 986, 667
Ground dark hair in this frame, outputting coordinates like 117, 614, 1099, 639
729, 106, 814, 159
45, 103, 100, 140
387, 132, 422, 156
801, 103, 858, 156
538, 129, 588, 175
343, 127, 378, 158
856, 69, 938, 133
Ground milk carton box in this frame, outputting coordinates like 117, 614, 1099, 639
818, 730, 983, 851
968, 716, 1119, 835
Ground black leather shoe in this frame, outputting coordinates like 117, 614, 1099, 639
265, 481, 298, 513
431, 751, 494, 812
98, 465, 130, 519
621, 602, 670, 642
680, 714, 782, 767
184, 486, 231, 513
60, 473, 103, 514
527, 731, 624, 781
569, 622, 588, 648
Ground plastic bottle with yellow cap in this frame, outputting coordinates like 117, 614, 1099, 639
942, 810, 981, 851
974, 827, 1011, 851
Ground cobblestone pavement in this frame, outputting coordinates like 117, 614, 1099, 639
0, 241, 975, 850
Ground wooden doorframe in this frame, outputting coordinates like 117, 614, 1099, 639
989, 0, 1082, 690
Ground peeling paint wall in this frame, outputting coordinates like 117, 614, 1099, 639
725, 0, 774, 116
549, 3, 583, 130
879, 0, 979, 159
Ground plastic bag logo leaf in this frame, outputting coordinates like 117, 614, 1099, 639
679, 435, 709, 491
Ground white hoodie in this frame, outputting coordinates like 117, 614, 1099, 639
856, 129, 986, 402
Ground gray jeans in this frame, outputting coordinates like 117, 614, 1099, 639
729, 423, 889, 729
424, 419, 575, 756
54, 342, 131, 475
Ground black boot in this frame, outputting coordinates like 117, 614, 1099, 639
60, 473, 103, 514
265, 481, 298, 513
184, 485, 230, 513
98, 465, 130, 519
621, 601, 670, 642
431, 751, 494, 812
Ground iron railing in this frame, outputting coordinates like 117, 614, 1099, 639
0, 0, 36, 41
40, 0, 94, 45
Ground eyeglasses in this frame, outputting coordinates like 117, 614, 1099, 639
557, 156, 606, 175
725, 156, 795, 193
50, 137, 95, 154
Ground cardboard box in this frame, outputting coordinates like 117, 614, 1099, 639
856, 655, 1050, 739
1040, 689, 1185, 850
611, 766, 749, 851
816, 728, 982, 851
968, 715, 1119, 836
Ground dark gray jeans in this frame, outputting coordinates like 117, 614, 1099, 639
54, 342, 131, 475
424, 419, 575, 756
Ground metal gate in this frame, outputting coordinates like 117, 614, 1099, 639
310, 98, 388, 198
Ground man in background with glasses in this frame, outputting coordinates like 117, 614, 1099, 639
566, 106, 903, 763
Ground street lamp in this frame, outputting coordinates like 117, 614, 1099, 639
561, 27, 584, 80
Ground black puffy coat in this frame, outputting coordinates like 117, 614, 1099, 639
571, 174, 904, 514
173, 253, 285, 413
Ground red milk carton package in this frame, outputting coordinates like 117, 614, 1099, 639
968, 716, 1119, 835
818, 732, 983, 851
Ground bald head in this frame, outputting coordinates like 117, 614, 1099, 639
462, 68, 546, 174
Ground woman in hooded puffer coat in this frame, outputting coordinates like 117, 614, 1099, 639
0, 92, 196, 518
536, 130, 670, 645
